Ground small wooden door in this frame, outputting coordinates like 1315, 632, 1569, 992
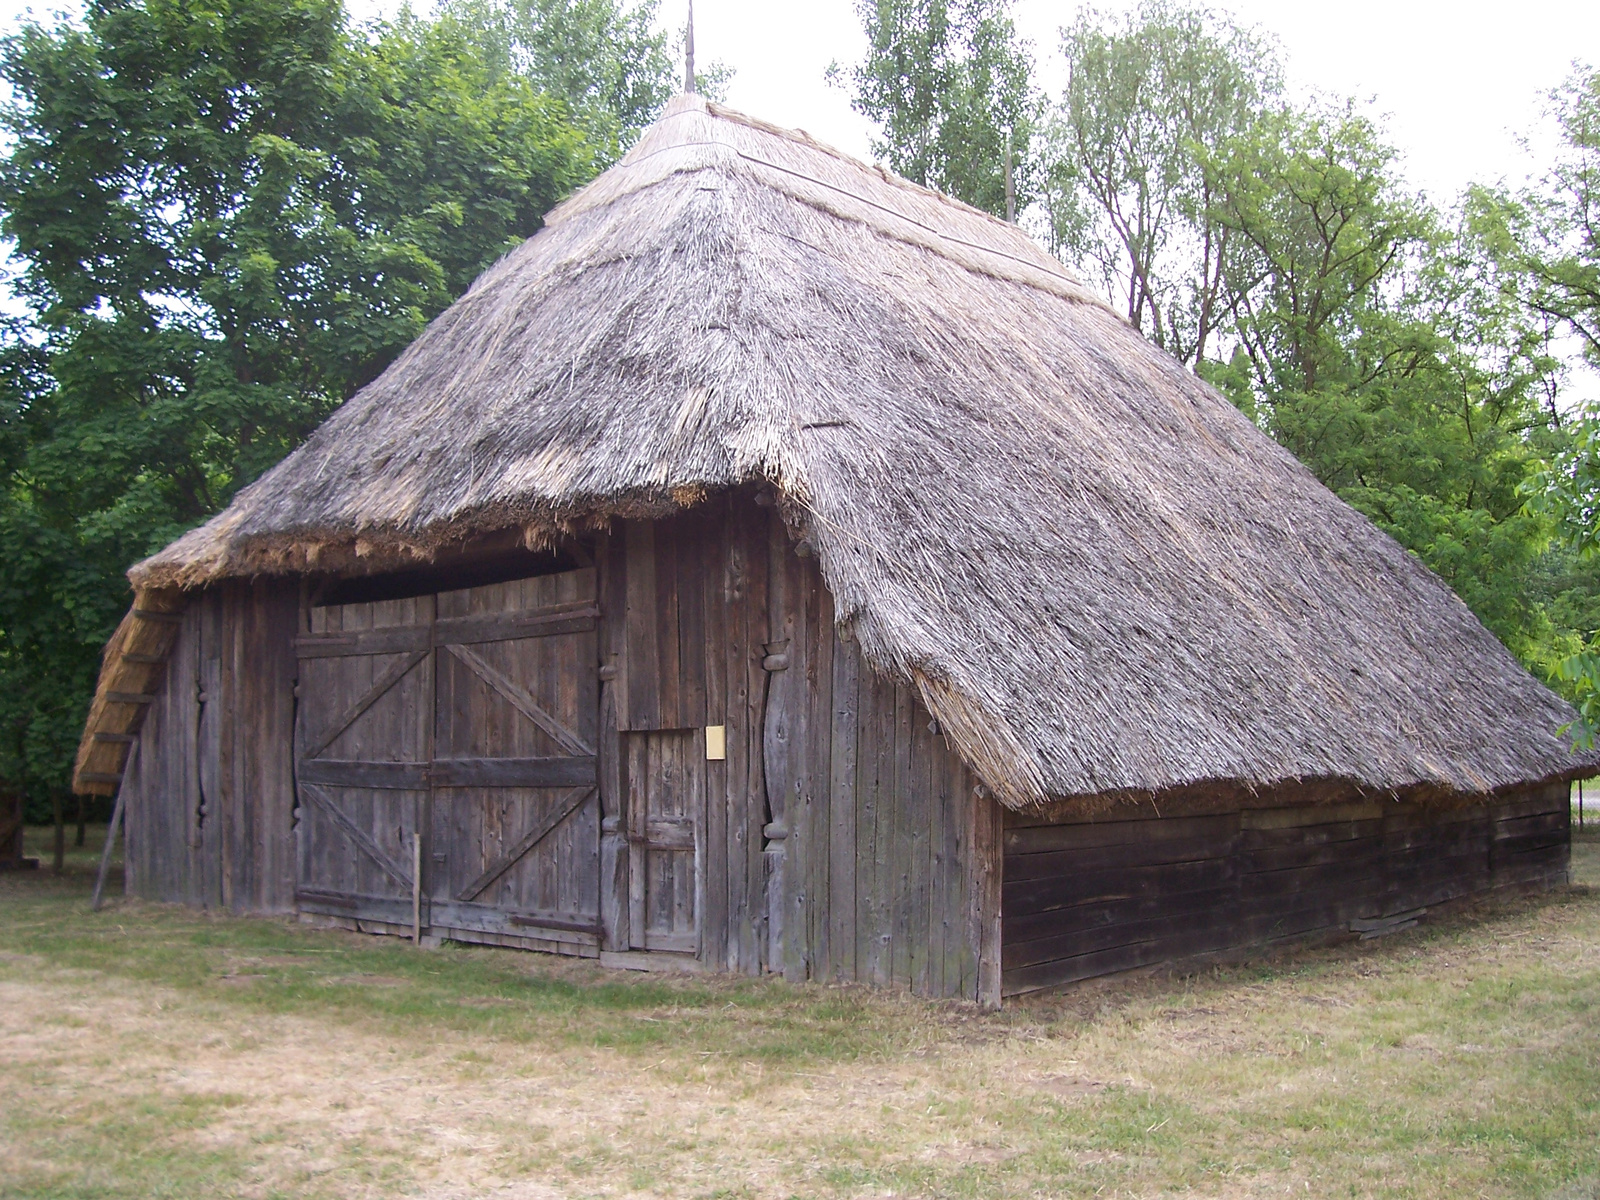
625, 729, 704, 953
294, 568, 600, 950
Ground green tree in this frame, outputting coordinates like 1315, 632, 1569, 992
1518, 67, 1600, 741
834, 0, 1038, 217
1044, 0, 1279, 361
0, 0, 593, 806
1206, 105, 1566, 664
437, 0, 730, 162
1518, 66, 1600, 367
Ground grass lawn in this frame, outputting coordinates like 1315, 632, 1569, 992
1, 825, 1598, 1199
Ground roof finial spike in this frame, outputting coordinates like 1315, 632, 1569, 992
684, 0, 696, 95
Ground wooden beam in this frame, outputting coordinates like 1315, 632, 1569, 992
131, 609, 184, 624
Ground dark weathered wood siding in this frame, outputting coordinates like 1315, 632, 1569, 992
116, 496, 1570, 1007
122, 579, 298, 912
598, 496, 1000, 1001
1002, 785, 1571, 996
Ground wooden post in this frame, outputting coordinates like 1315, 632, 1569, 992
52, 792, 64, 874
684, 0, 696, 94
1004, 128, 1015, 224
91, 788, 126, 912
412, 830, 422, 944
74, 794, 86, 847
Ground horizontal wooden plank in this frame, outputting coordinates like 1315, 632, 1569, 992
1492, 793, 1568, 822
1492, 811, 1568, 839
1239, 836, 1388, 875
632, 815, 695, 850
121, 653, 167, 665
508, 912, 604, 935
434, 605, 599, 647
105, 692, 157, 705
1004, 857, 1235, 917
432, 898, 599, 946
1003, 915, 1241, 995
1237, 855, 1391, 900
1003, 883, 1237, 945
1006, 829, 1240, 881
431, 756, 596, 789
297, 604, 600, 658
1004, 814, 1236, 855
77, 771, 124, 785
297, 759, 429, 790
1004, 907, 1241, 972
1240, 801, 1386, 831
1240, 818, 1384, 852
131, 608, 184, 625
296, 626, 431, 658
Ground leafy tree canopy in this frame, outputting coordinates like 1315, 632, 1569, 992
832, 0, 1038, 217
0, 0, 600, 809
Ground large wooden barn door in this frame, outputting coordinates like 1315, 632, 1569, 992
293, 569, 601, 951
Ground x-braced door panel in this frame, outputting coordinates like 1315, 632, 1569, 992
294, 595, 434, 928
294, 569, 601, 949
431, 570, 600, 947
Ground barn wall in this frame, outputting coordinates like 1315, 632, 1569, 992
1002, 783, 1571, 996
122, 579, 299, 911
121, 602, 203, 903
600, 495, 1000, 1002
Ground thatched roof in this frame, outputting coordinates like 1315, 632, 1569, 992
111, 94, 1592, 808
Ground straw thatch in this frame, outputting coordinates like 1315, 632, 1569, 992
105, 94, 1593, 809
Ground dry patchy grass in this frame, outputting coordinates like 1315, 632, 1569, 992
1, 825, 1597, 1199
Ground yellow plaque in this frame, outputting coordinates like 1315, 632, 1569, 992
705, 725, 726, 760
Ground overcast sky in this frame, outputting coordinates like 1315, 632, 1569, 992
2, 0, 1594, 198
680, 0, 1600, 203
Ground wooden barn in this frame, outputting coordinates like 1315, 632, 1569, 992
75, 95, 1593, 1006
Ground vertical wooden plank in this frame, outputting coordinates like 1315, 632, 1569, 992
600, 524, 630, 730
936, 737, 966, 998
624, 521, 660, 730
654, 519, 682, 730
250, 581, 300, 913
803, 565, 834, 982
676, 515, 708, 728
972, 787, 1003, 1008
741, 502, 770, 973
909, 697, 935, 996
724, 501, 753, 972
597, 531, 628, 951
762, 509, 803, 976
777, 541, 814, 982
217, 585, 238, 908
855, 666, 884, 984
627, 732, 649, 948
701, 502, 730, 969
693, 724, 708, 957
829, 627, 860, 982
890, 682, 916, 989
